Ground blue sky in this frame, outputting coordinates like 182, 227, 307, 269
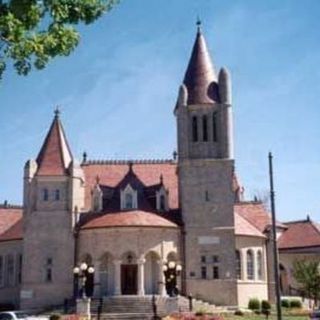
1, 0, 320, 222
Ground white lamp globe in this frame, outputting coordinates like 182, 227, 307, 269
80, 262, 88, 271
168, 261, 176, 269
88, 266, 95, 274
73, 267, 80, 274
176, 264, 182, 272
162, 265, 168, 272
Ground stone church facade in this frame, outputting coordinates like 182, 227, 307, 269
0, 25, 319, 310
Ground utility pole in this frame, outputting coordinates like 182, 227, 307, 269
268, 152, 282, 320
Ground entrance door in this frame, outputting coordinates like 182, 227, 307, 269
121, 264, 137, 295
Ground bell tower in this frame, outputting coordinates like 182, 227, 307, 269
175, 22, 237, 305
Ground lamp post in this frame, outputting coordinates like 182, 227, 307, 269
162, 261, 182, 297
73, 262, 95, 299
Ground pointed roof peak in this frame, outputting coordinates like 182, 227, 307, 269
36, 111, 73, 176
183, 23, 219, 105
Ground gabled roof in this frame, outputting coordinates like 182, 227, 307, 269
36, 111, 72, 176
81, 160, 178, 211
278, 219, 320, 250
234, 212, 266, 238
183, 26, 219, 105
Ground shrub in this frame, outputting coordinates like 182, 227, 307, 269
248, 298, 261, 310
49, 315, 61, 320
281, 299, 290, 308
261, 300, 271, 311
290, 299, 302, 309
234, 310, 244, 316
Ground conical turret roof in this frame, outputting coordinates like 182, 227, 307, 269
183, 25, 219, 105
36, 110, 73, 176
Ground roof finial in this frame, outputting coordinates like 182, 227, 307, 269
54, 106, 60, 118
196, 16, 202, 32
82, 151, 87, 163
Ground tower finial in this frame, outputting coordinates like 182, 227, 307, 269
54, 106, 60, 118
196, 16, 202, 32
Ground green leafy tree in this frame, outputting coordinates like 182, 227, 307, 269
292, 260, 320, 306
0, 0, 118, 79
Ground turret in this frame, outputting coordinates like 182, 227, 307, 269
218, 67, 232, 104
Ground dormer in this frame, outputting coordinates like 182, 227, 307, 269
156, 186, 169, 212
120, 184, 138, 210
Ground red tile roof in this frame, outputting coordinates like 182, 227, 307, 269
81, 210, 178, 230
0, 219, 23, 242
82, 161, 178, 211
234, 212, 266, 238
0, 207, 22, 235
234, 202, 286, 232
0, 206, 23, 242
36, 113, 72, 176
278, 219, 320, 249
183, 28, 219, 105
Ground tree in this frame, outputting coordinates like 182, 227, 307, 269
292, 260, 320, 307
0, 0, 118, 80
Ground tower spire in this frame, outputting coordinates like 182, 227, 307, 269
36, 111, 73, 176
183, 22, 219, 105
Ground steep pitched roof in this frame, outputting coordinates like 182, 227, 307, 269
36, 112, 72, 176
183, 26, 219, 105
278, 219, 320, 250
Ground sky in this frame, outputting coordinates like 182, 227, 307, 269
1, 0, 320, 222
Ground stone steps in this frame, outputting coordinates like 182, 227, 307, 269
93, 312, 155, 320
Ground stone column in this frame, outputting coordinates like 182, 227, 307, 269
158, 260, 167, 296
137, 258, 146, 296
114, 259, 122, 295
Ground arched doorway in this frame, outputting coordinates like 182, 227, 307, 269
99, 252, 115, 296
145, 251, 160, 294
121, 251, 137, 295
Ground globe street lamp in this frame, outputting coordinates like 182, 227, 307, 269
163, 261, 182, 297
73, 262, 95, 299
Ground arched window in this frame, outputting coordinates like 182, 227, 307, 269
6, 254, 14, 287
125, 193, 133, 209
235, 250, 242, 280
202, 115, 208, 141
160, 194, 166, 211
212, 112, 218, 142
246, 250, 254, 280
43, 188, 49, 201
192, 116, 198, 142
257, 251, 263, 280
54, 189, 60, 201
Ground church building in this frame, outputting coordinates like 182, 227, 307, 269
0, 24, 319, 310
